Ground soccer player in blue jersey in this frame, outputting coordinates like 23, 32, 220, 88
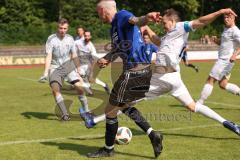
85, 0, 162, 158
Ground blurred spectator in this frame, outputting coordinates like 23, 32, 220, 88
201, 34, 212, 44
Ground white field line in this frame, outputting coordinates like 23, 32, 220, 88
17, 77, 38, 82
206, 101, 240, 108
0, 134, 104, 146
0, 124, 221, 146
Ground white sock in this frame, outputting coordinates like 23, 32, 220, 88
93, 110, 122, 124
82, 81, 91, 88
78, 95, 89, 112
198, 83, 213, 104
225, 83, 240, 95
95, 78, 106, 87
195, 102, 226, 123
105, 145, 114, 150
147, 128, 153, 136
55, 94, 68, 116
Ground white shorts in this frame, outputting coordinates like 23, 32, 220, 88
49, 67, 79, 86
145, 72, 194, 106
209, 59, 234, 81
79, 64, 91, 78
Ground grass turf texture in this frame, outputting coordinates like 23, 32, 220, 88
0, 62, 239, 160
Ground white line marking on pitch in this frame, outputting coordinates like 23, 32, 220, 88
206, 101, 240, 108
17, 77, 38, 82
0, 124, 221, 146
0, 134, 104, 146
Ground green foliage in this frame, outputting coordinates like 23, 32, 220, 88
1, 0, 240, 44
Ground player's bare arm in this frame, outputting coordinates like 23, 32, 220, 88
71, 51, 82, 73
39, 53, 52, 82
144, 25, 161, 46
230, 47, 240, 63
192, 8, 237, 30
128, 12, 161, 27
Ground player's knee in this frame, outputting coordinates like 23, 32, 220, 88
219, 81, 227, 89
186, 102, 196, 112
105, 104, 119, 118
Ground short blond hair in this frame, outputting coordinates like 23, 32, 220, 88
97, 0, 116, 10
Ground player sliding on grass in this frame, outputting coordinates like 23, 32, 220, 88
39, 18, 89, 120
82, 8, 240, 137
197, 13, 240, 105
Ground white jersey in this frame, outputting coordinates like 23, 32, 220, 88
46, 34, 76, 68
156, 21, 193, 70
218, 26, 240, 60
75, 39, 98, 65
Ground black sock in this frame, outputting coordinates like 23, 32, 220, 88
105, 117, 118, 148
122, 107, 151, 133
187, 64, 196, 69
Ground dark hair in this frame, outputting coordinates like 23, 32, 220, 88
76, 26, 85, 31
163, 8, 181, 22
142, 31, 149, 36
58, 18, 69, 25
84, 30, 91, 33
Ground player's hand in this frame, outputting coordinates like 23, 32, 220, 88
230, 53, 237, 63
38, 75, 48, 83
97, 58, 109, 68
211, 36, 218, 43
146, 12, 162, 23
220, 8, 237, 17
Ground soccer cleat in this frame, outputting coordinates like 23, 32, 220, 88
61, 114, 70, 121
79, 108, 96, 128
103, 84, 111, 94
150, 131, 163, 158
195, 66, 199, 73
87, 147, 114, 158
223, 121, 240, 136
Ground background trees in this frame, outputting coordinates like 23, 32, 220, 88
0, 0, 239, 44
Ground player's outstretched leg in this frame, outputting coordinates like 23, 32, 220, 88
223, 121, 240, 136
194, 102, 240, 136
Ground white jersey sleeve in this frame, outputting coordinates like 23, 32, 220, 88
69, 37, 76, 55
89, 42, 99, 59
218, 26, 240, 59
45, 34, 55, 55
233, 27, 240, 44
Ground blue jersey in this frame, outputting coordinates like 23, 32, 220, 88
142, 43, 158, 63
110, 10, 153, 70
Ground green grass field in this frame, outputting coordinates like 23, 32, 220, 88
0, 62, 239, 160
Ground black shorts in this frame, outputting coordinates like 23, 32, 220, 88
109, 67, 152, 107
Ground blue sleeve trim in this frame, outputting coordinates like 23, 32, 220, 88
184, 21, 191, 32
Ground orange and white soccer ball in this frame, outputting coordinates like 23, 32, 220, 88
115, 127, 132, 145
